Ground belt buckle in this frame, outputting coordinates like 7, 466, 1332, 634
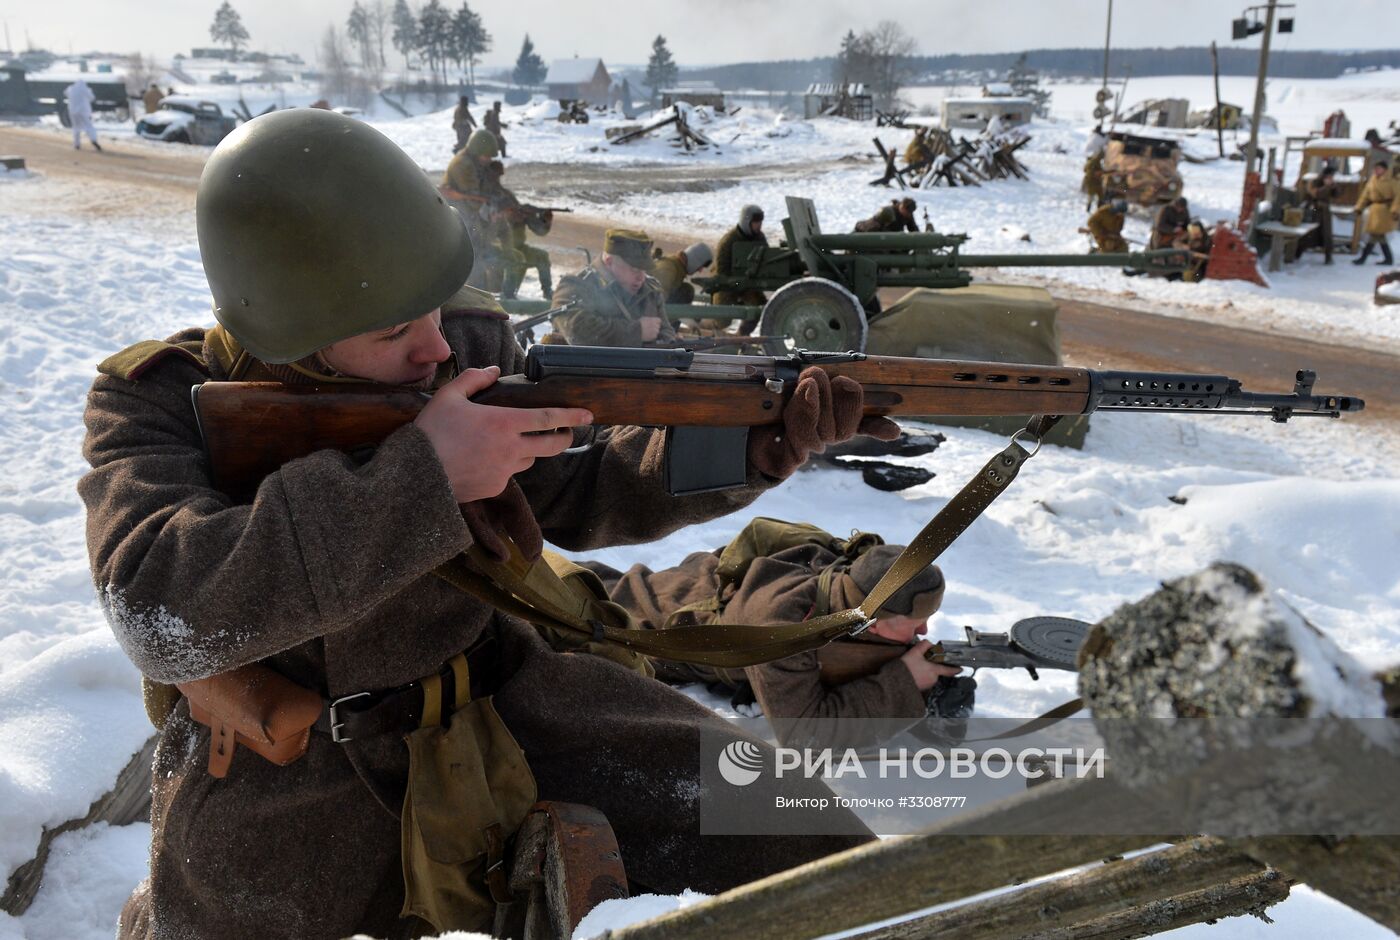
328, 691, 372, 744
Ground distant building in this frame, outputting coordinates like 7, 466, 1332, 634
191, 47, 236, 60
803, 82, 872, 120
1120, 98, 1190, 129
941, 96, 1032, 131
545, 57, 610, 106
981, 82, 1015, 98
660, 82, 724, 110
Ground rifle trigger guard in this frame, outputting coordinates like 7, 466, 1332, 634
1010, 428, 1043, 458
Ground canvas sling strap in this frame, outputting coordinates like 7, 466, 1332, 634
432, 414, 1063, 669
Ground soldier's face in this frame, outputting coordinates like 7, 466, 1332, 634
603, 254, 648, 295
319, 309, 450, 388
749, 219, 764, 236
869, 614, 928, 645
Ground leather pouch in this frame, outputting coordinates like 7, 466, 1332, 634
178, 663, 324, 778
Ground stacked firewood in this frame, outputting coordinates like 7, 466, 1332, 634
872, 126, 1033, 189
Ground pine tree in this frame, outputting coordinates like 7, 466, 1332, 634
512, 34, 546, 87
209, 2, 251, 59
644, 35, 677, 99
347, 2, 373, 68
391, 0, 418, 70
417, 0, 451, 85
452, 3, 490, 89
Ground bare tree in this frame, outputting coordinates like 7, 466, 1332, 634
320, 24, 373, 109
122, 52, 160, 96
832, 21, 916, 111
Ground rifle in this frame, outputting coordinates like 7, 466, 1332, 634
651, 335, 789, 352
193, 344, 1364, 498
817, 617, 1088, 686
510, 300, 581, 343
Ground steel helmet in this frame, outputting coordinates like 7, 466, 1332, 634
196, 108, 473, 363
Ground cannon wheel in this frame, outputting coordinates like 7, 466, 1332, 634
757, 278, 868, 353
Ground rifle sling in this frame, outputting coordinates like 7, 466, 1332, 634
432, 415, 1061, 669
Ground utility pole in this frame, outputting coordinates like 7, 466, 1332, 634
1243, 0, 1277, 173
1101, 0, 1113, 93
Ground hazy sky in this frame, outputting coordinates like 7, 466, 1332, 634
4, 0, 1394, 67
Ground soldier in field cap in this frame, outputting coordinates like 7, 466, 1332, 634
551, 228, 677, 347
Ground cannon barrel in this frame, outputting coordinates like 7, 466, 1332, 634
808, 232, 971, 251
960, 249, 1187, 269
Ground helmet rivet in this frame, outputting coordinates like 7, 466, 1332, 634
303, 147, 311, 153
360, 281, 369, 289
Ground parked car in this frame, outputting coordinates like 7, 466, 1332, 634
135, 96, 238, 145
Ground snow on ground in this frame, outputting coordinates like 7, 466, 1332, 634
2, 75, 1399, 940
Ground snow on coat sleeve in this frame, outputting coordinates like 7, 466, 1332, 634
78, 359, 470, 684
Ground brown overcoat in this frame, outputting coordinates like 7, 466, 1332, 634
80, 309, 869, 940
551, 265, 676, 346
594, 544, 929, 752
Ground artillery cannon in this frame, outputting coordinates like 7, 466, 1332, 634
687, 196, 1188, 351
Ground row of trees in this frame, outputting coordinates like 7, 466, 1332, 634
388, 0, 491, 89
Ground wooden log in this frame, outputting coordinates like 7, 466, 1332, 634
1236, 836, 1400, 931
605, 775, 1166, 940
1022, 870, 1291, 940
846, 838, 1265, 940
2, 734, 157, 915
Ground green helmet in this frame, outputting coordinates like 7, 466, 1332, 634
197, 108, 473, 363
464, 128, 499, 157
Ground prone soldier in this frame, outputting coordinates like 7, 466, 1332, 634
583, 518, 960, 752
552, 229, 676, 346
854, 197, 919, 233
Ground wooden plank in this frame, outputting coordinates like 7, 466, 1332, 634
848, 838, 1265, 940
2, 734, 157, 915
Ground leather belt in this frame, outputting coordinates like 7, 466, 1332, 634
313, 637, 497, 744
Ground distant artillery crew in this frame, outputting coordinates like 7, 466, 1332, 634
904, 127, 933, 169
651, 243, 713, 305
440, 128, 499, 250
1084, 197, 1129, 253
1353, 160, 1399, 266
484, 101, 508, 158
854, 197, 919, 233
710, 204, 770, 332
1304, 166, 1341, 264
1150, 196, 1191, 250
1181, 220, 1213, 282
478, 160, 556, 300
585, 519, 956, 751
1082, 152, 1106, 212
142, 83, 163, 115
450, 95, 477, 153
552, 229, 676, 346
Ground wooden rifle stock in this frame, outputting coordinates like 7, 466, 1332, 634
193, 346, 1362, 495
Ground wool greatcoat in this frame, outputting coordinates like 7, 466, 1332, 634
588, 544, 932, 752
80, 307, 871, 940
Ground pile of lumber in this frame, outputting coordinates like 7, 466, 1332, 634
872, 127, 1032, 189
608, 105, 714, 152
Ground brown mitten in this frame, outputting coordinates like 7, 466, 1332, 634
748, 367, 900, 479
460, 480, 543, 563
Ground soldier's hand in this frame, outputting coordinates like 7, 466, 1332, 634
900, 640, 962, 692
415, 366, 593, 503
639, 316, 663, 342
747, 367, 901, 479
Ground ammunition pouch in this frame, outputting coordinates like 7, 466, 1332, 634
400, 683, 537, 935
177, 663, 323, 778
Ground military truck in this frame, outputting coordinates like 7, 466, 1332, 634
1101, 130, 1184, 206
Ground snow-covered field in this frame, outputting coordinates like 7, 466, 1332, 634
2, 68, 1399, 940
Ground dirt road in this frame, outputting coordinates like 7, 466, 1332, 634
3, 124, 1391, 422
